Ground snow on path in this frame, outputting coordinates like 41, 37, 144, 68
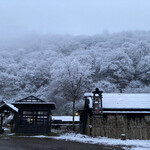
31, 133, 150, 150
52, 133, 150, 150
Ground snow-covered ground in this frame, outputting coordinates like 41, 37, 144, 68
31, 133, 150, 150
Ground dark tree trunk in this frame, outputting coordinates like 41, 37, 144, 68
72, 97, 75, 130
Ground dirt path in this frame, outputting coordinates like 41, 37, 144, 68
0, 136, 129, 150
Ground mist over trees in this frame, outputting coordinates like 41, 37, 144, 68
0, 31, 150, 114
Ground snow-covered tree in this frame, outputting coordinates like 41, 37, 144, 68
136, 55, 150, 84
94, 80, 118, 93
98, 50, 135, 89
0, 31, 150, 114
50, 56, 93, 127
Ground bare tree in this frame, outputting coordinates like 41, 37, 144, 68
51, 57, 93, 129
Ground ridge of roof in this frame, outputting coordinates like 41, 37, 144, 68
15, 95, 46, 103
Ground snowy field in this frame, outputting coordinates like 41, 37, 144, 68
31, 133, 150, 150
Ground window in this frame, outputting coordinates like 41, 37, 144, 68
19, 111, 48, 125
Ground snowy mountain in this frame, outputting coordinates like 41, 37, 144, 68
0, 31, 150, 114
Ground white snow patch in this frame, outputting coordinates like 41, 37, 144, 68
3, 115, 13, 125
2, 127, 10, 131
7, 133, 15, 136
52, 133, 150, 150
32, 135, 48, 138
84, 93, 93, 97
88, 97, 93, 108
103, 93, 150, 109
84, 93, 99, 97
52, 116, 79, 122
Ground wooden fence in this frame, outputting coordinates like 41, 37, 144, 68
85, 114, 150, 139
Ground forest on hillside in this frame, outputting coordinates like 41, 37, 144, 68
0, 31, 150, 114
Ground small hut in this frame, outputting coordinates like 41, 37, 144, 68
13, 96, 55, 135
0, 101, 18, 133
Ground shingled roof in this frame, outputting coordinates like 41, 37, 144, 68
102, 93, 150, 109
13, 96, 55, 109
84, 93, 150, 114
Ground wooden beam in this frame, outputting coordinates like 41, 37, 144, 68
0, 113, 3, 128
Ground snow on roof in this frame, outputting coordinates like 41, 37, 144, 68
88, 97, 93, 108
52, 116, 79, 122
0, 101, 18, 112
103, 111, 150, 114
5, 102, 18, 112
102, 93, 150, 109
84, 93, 93, 97
84, 93, 99, 97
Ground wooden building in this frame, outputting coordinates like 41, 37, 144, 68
13, 96, 55, 135
78, 92, 150, 139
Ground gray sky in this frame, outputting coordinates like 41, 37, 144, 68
0, 0, 150, 39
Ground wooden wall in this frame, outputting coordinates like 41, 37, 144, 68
86, 114, 150, 139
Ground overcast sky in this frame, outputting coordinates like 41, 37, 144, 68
0, 0, 150, 39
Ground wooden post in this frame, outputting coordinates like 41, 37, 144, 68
121, 134, 126, 140
0, 113, 3, 128
0, 113, 4, 134
89, 115, 92, 136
